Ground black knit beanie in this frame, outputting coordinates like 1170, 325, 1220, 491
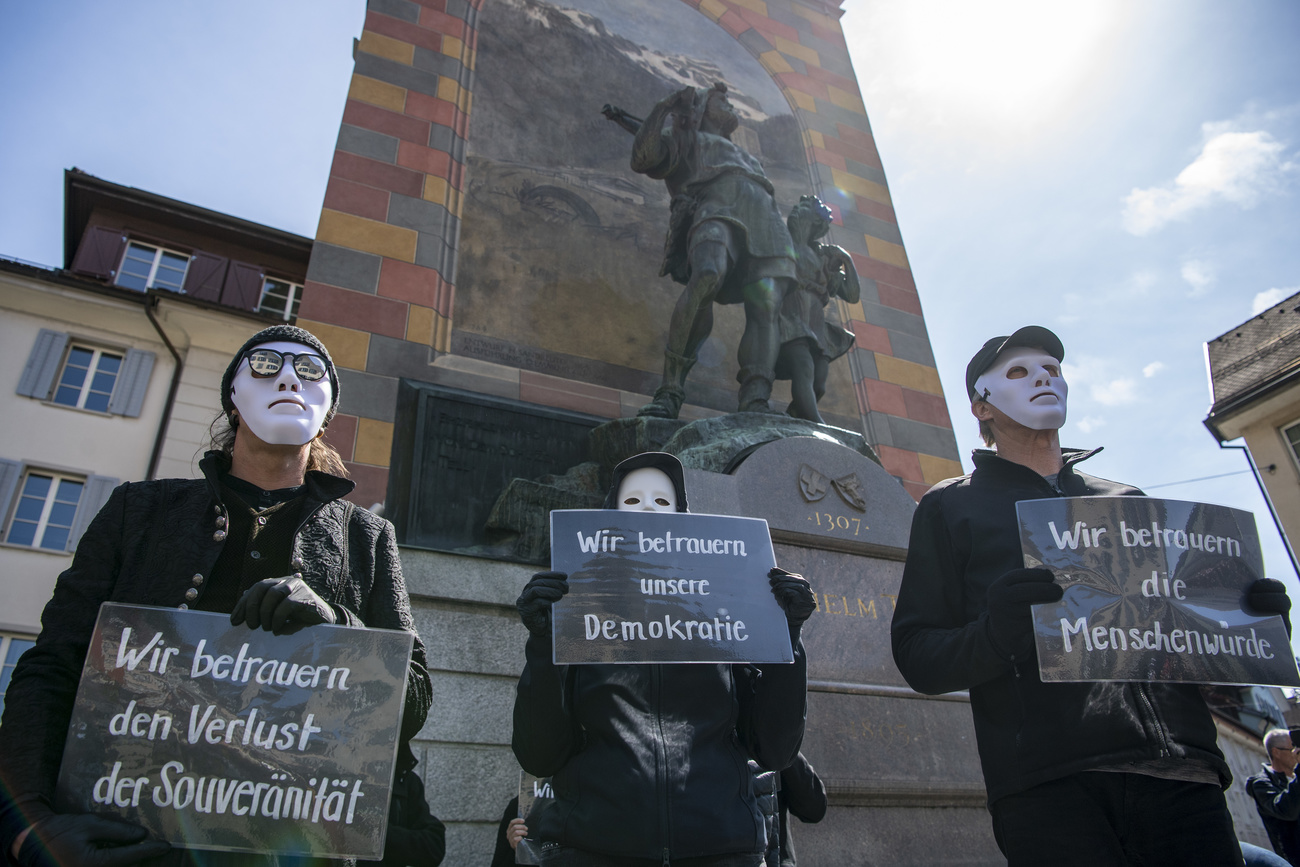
221, 325, 340, 423
602, 452, 689, 513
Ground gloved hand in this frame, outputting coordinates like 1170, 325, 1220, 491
17, 813, 170, 867
1246, 578, 1292, 637
517, 571, 568, 636
769, 567, 815, 628
230, 576, 336, 634
985, 568, 1062, 657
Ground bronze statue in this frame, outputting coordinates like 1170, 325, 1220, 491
609, 82, 798, 418
776, 195, 859, 424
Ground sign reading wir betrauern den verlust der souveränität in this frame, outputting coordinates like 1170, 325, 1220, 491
56, 603, 413, 858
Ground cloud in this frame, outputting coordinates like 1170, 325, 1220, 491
1252, 286, 1299, 314
1076, 415, 1107, 434
1121, 129, 1293, 235
1180, 260, 1215, 297
1090, 378, 1137, 406
1143, 362, 1166, 378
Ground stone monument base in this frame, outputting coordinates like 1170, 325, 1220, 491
403, 422, 1004, 865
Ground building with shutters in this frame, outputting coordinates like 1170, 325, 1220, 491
1204, 289, 1300, 569
0, 169, 312, 700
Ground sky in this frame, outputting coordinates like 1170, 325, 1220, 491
2, 3, 1299, 629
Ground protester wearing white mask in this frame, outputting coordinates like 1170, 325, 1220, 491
891, 325, 1290, 867
0, 325, 432, 867
512, 452, 813, 867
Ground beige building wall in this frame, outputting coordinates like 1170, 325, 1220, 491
1212, 382, 1300, 558
145, 308, 269, 481
0, 269, 276, 634
0, 271, 172, 633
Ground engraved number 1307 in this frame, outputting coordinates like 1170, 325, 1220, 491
808, 512, 864, 536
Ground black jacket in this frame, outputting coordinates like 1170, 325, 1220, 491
1247, 764, 1300, 863
0, 452, 432, 865
891, 448, 1229, 805
512, 629, 806, 861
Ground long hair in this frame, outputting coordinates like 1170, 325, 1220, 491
206, 412, 349, 477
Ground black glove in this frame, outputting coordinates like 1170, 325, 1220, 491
17, 813, 170, 867
517, 572, 568, 637
230, 576, 336, 634
985, 568, 1062, 657
1247, 578, 1292, 637
769, 567, 815, 628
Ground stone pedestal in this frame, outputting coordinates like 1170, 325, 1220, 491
403, 429, 1003, 865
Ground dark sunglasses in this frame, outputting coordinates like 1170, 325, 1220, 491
244, 349, 328, 382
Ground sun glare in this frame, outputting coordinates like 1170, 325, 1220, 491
847, 0, 1125, 142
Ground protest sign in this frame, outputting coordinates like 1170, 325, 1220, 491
549, 510, 791, 664
55, 603, 413, 858
1018, 496, 1300, 687
514, 771, 553, 865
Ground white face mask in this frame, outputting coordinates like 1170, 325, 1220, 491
616, 467, 678, 512
230, 340, 333, 446
973, 347, 1067, 431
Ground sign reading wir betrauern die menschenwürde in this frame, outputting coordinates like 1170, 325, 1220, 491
1018, 496, 1299, 687
55, 604, 413, 858
549, 510, 792, 664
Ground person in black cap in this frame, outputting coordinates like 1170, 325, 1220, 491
890, 325, 1290, 866
0, 324, 432, 867
511, 452, 814, 866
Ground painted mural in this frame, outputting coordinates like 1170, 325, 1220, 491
454, 0, 859, 423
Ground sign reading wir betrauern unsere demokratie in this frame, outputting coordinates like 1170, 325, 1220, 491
55, 603, 413, 858
1018, 496, 1299, 687
549, 510, 792, 664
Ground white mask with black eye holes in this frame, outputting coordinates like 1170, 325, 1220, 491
973, 347, 1068, 431
616, 467, 678, 512
230, 340, 333, 446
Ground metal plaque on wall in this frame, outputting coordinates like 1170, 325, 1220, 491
387, 381, 602, 553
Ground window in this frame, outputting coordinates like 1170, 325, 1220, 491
1283, 420, 1300, 468
5, 470, 84, 551
52, 345, 123, 413
257, 277, 303, 321
0, 460, 119, 554
0, 634, 36, 722
17, 330, 156, 418
115, 241, 189, 292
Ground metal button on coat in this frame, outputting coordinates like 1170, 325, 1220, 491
292, 557, 304, 570
213, 530, 227, 542
178, 603, 188, 610
185, 588, 198, 601
250, 551, 261, 560
256, 516, 267, 526
293, 572, 303, 581
192, 574, 204, 586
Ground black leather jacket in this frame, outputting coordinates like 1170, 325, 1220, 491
512, 628, 807, 861
1247, 764, 1300, 862
0, 452, 432, 863
891, 448, 1230, 805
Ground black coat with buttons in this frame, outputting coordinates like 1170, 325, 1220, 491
0, 452, 432, 859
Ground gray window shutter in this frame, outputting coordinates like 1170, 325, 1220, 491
67, 474, 119, 551
0, 459, 21, 528
107, 349, 156, 417
16, 329, 69, 399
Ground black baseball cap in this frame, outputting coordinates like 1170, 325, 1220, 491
966, 326, 1064, 401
